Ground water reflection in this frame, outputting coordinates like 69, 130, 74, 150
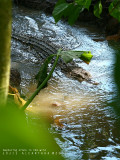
26, 76, 120, 159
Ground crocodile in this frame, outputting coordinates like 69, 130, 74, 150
12, 33, 98, 85
12, 33, 59, 59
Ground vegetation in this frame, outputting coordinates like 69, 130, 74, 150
53, 0, 120, 25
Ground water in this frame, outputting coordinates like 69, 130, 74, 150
12, 5, 120, 159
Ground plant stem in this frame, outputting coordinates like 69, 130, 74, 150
21, 52, 61, 111
0, 0, 12, 106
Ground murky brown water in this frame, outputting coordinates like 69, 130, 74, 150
12, 5, 120, 159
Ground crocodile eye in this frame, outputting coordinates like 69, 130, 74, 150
85, 72, 88, 75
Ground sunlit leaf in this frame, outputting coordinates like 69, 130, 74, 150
8, 86, 26, 107
80, 51, 93, 64
8, 93, 26, 107
14, 93, 26, 107
94, 0, 102, 18
9, 85, 19, 94
109, 0, 120, 22
58, 50, 93, 64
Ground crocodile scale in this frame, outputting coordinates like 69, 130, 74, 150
11, 33, 98, 85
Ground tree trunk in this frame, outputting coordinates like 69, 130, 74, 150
0, 0, 12, 106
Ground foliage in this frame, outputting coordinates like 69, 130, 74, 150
35, 54, 55, 88
109, 0, 120, 21
94, 0, 102, 18
0, 102, 64, 160
53, 0, 120, 24
53, 0, 84, 25
8, 85, 26, 107
75, 0, 92, 9
58, 50, 93, 63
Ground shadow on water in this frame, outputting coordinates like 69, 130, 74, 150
11, 5, 120, 160
107, 40, 120, 115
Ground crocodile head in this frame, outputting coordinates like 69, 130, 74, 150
69, 67, 92, 82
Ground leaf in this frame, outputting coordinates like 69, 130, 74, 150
63, 3, 84, 25
52, 2, 69, 23
109, 0, 120, 22
9, 85, 19, 94
80, 51, 93, 64
53, 1, 84, 25
14, 93, 26, 107
55, 0, 66, 7
83, 0, 92, 10
58, 50, 93, 64
35, 55, 54, 88
8, 86, 26, 107
75, 0, 92, 10
67, 4, 84, 25
94, 0, 102, 18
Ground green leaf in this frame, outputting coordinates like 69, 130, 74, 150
75, 0, 92, 10
109, 0, 120, 22
52, 3, 69, 23
94, 0, 102, 18
58, 50, 93, 64
67, 4, 84, 25
80, 51, 93, 64
53, 1, 84, 25
83, 0, 92, 10
55, 0, 66, 7
35, 55, 54, 88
